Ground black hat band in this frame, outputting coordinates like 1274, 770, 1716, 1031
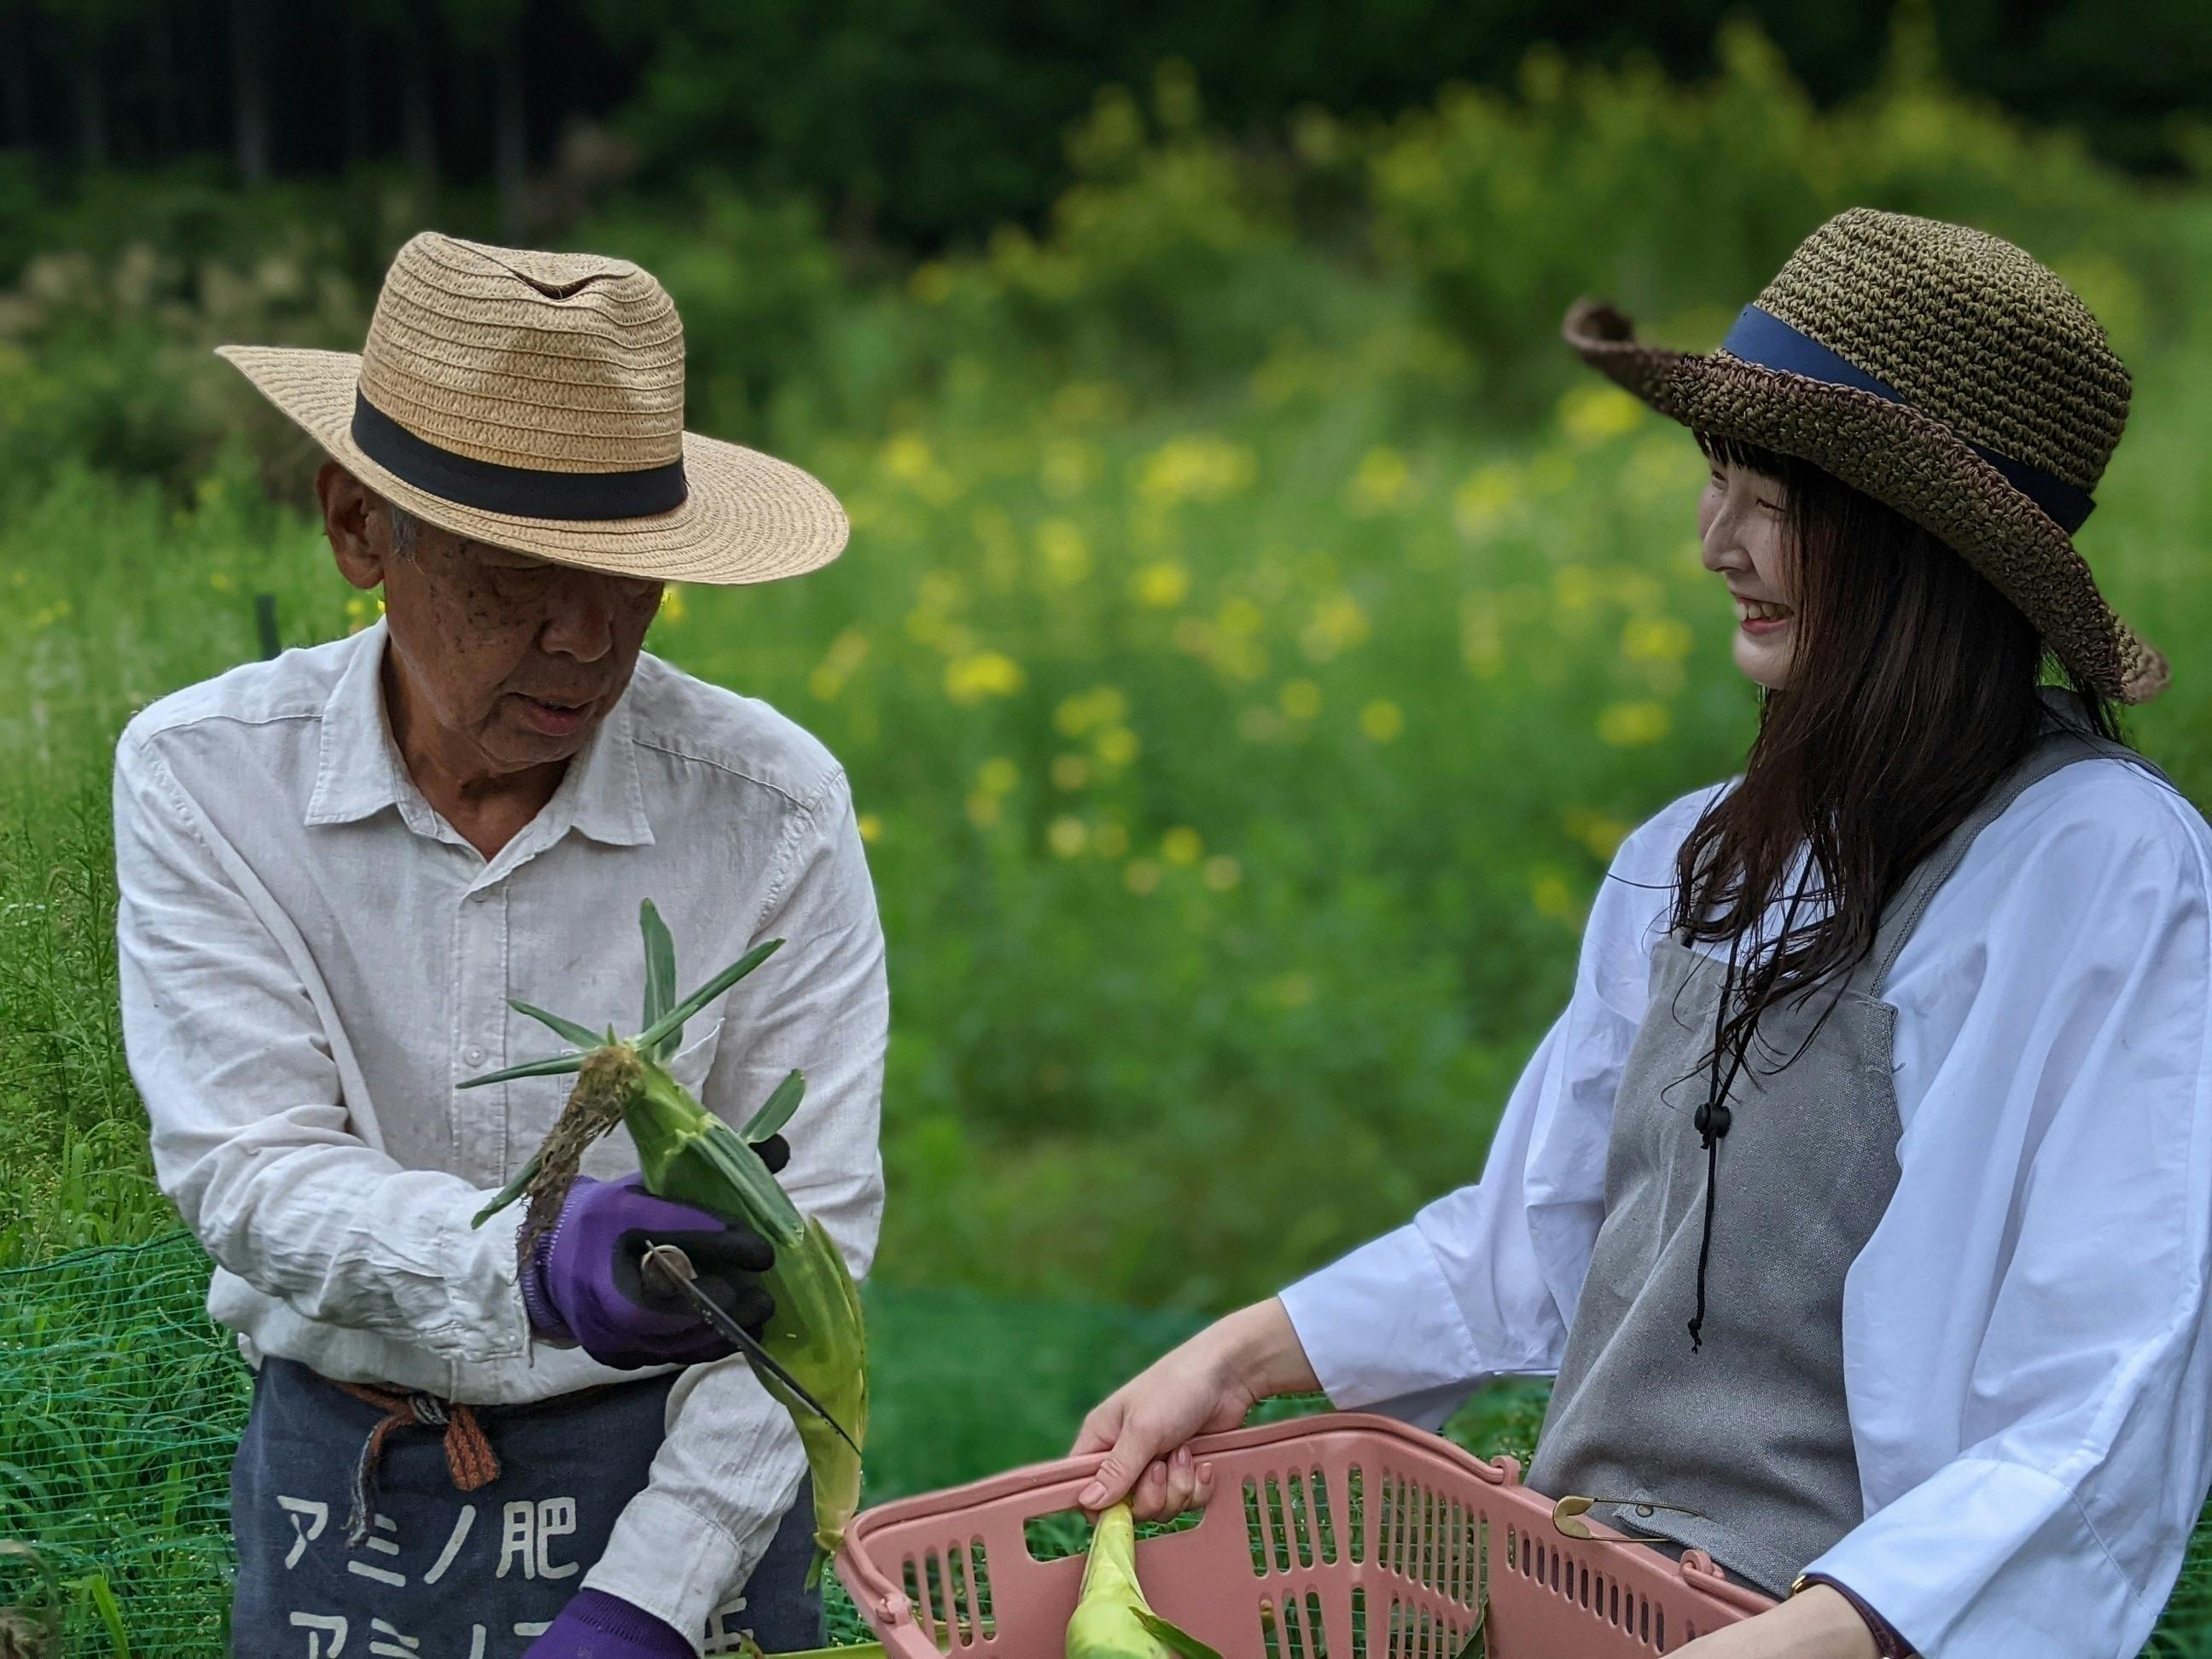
350, 390, 690, 521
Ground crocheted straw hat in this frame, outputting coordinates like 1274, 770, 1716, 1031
218, 231, 847, 585
1563, 207, 2165, 701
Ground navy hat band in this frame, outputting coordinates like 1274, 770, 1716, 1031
350, 391, 689, 521
1720, 305, 2095, 534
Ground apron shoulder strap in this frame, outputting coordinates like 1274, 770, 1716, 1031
1860, 695, 2175, 996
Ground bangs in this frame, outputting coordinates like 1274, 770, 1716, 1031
1693, 430, 1796, 480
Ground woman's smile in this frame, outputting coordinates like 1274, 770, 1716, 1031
1735, 592, 1795, 637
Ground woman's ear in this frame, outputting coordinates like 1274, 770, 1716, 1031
316, 462, 385, 591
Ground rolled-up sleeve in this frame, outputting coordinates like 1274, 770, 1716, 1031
114, 730, 530, 1361
587, 768, 888, 1634
1810, 782, 2212, 1658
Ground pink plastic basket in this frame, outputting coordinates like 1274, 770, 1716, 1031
837, 1412, 1773, 1659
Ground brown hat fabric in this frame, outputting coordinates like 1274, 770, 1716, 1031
1563, 207, 2165, 702
219, 231, 848, 585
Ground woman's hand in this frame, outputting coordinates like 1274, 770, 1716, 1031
1668, 1586, 1880, 1659
1070, 1298, 1323, 1518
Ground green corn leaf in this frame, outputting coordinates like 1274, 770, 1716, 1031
641, 899, 679, 1055
1136, 1610, 1225, 1659
470, 1149, 543, 1227
637, 939, 784, 1055
510, 999, 602, 1050
457, 1052, 587, 1090
742, 1069, 806, 1144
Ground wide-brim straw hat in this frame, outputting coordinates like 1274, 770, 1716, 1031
1563, 207, 2165, 702
218, 231, 847, 585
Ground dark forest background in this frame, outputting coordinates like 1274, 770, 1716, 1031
3, 0, 2209, 252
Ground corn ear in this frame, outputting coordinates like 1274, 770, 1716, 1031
1067, 1505, 1221, 1659
466, 916, 864, 1585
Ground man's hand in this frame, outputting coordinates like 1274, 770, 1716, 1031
523, 1588, 694, 1658
521, 1139, 789, 1370
1669, 1586, 1882, 1659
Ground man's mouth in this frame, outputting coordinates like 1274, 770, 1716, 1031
513, 692, 596, 736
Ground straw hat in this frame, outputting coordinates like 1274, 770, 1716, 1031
218, 231, 848, 585
1563, 207, 2164, 702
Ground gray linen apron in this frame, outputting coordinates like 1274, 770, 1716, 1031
1525, 701, 2169, 1597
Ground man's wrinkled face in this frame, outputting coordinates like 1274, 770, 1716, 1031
319, 467, 664, 775
379, 526, 665, 771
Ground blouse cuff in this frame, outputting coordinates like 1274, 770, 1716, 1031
1804, 1457, 2139, 1659
1278, 1223, 1484, 1429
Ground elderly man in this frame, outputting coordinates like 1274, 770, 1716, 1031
113, 233, 885, 1659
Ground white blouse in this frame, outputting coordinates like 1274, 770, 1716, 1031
1279, 754, 2212, 1659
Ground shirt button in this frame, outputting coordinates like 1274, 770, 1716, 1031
465, 1046, 486, 1064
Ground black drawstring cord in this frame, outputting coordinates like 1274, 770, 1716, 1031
1685, 869, 1813, 1353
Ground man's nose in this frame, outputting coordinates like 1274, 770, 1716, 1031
538, 575, 620, 661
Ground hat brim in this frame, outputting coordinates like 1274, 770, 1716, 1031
1562, 300, 2168, 704
218, 345, 850, 586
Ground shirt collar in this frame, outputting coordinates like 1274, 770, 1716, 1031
304, 620, 655, 849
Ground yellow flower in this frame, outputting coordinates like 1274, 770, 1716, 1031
882, 433, 935, 483
1041, 441, 1100, 500
1055, 685, 1128, 736
657, 585, 688, 625
1279, 679, 1323, 720
1562, 807, 1630, 863
1161, 826, 1203, 865
945, 652, 1026, 705
1348, 446, 1412, 514
1300, 591, 1371, 662
1202, 855, 1242, 892
1124, 859, 1163, 895
1621, 614, 1693, 663
910, 262, 953, 306
809, 627, 870, 702
1217, 597, 1264, 637
857, 813, 884, 844
1094, 726, 1141, 767
966, 793, 1003, 830
1530, 868, 1576, 918
1552, 567, 1598, 612
1360, 700, 1406, 742
209, 569, 237, 594
1558, 384, 1644, 447
1137, 435, 1258, 507
977, 757, 1020, 795
1051, 754, 1091, 790
1047, 816, 1090, 859
1037, 518, 1092, 585
1598, 701, 1672, 746
1452, 463, 1520, 536
1133, 562, 1192, 608
1092, 822, 1131, 859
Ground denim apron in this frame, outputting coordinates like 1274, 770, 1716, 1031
1526, 705, 2168, 1596
231, 1356, 824, 1656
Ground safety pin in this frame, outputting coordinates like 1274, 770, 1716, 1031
1550, 1494, 1705, 1541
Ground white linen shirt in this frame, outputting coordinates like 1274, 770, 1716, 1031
1279, 755, 2212, 1659
113, 620, 888, 1640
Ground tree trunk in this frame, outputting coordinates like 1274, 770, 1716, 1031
230, 0, 271, 181
2, 9, 33, 149
492, 34, 527, 238
148, 3, 181, 159
399, 20, 438, 178
73, 45, 106, 166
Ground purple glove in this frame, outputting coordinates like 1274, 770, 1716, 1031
521, 1140, 787, 1370
521, 1588, 693, 1659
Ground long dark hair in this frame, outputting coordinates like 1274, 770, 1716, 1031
1674, 433, 2124, 1072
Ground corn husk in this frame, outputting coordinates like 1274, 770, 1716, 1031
468, 903, 867, 1584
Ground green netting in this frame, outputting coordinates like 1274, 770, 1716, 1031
3, 1234, 2209, 1655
